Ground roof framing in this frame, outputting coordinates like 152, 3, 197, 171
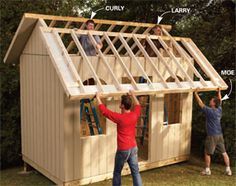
39, 26, 227, 99
4, 13, 227, 99
4, 13, 172, 64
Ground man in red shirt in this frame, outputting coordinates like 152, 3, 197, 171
96, 90, 142, 186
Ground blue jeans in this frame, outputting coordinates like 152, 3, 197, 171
112, 146, 142, 186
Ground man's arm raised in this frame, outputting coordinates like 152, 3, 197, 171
217, 88, 222, 105
194, 89, 205, 108
96, 92, 121, 124
96, 92, 103, 105
129, 90, 140, 105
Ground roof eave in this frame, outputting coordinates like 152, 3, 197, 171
4, 13, 38, 64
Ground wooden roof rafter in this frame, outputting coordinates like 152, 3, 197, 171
161, 28, 207, 87
3, 12, 227, 99
38, 26, 227, 99
71, 30, 104, 92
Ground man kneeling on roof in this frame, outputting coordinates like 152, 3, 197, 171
96, 90, 142, 186
194, 88, 232, 176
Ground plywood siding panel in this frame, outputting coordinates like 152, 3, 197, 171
23, 21, 47, 55
51, 62, 56, 175
168, 127, 173, 159
55, 74, 60, 178
26, 55, 30, 158
174, 125, 180, 157
91, 136, 100, 177
99, 135, 107, 175
21, 54, 65, 181
80, 138, 91, 178
161, 125, 169, 160
106, 99, 117, 173
47, 56, 52, 173
73, 101, 81, 180
173, 125, 180, 157
63, 98, 74, 181
34, 56, 39, 165
59, 84, 65, 180
38, 56, 43, 166
149, 96, 158, 162
45, 56, 50, 171
186, 93, 193, 154
20, 56, 25, 156
29, 55, 34, 161
180, 93, 193, 156
42, 56, 47, 169
155, 96, 164, 161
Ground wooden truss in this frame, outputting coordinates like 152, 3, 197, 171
36, 15, 227, 99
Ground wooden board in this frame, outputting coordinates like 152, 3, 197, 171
24, 13, 172, 31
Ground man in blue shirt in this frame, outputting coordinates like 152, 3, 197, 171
79, 19, 103, 56
77, 19, 103, 85
194, 88, 232, 176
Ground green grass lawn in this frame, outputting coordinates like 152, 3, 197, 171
1, 156, 235, 186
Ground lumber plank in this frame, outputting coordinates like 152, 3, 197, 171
71, 30, 104, 92
66, 41, 75, 52
95, 23, 101, 30
104, 33, 139, 90
60, 21, 72, 38
181, 39, 219, 86
39, 28, 71, 96
88, 32, 122, 90
118, 33, 154, 89
187, 39, 226, 87
103, 25, 128, 54
162, 28, 207, 87
145, 37, 181, 87
79, 22, 86, 29
117, 26, 140, 53
49, 20, 56, 27
52, 30, 86, 92
158, 37, 195, 87
41, 27, 189, 41
24, 13, 172, 31
101, 24, 115, 42
133, 35, 168, 88
131, 27, 152, 54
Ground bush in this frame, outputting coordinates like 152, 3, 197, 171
0, 63, 21, 169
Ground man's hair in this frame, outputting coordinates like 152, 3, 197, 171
152, 25, 162, 31
121, 95, 132, 110
86, 19, 95, 25
213, 96, 221, 108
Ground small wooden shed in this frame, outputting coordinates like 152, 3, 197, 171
4, 13, 227, 185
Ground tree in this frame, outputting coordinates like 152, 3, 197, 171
0, 0, 235, 168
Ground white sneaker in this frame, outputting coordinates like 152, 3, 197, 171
201, 169, 211, 175
225, 169, 232, 176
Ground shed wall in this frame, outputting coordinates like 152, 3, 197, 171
66, 56, 193, 182
20, 20, 66, 182
20, 21, 193, 184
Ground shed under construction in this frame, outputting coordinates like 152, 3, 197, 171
4, 13, 227, 185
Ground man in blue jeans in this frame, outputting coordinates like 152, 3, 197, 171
96, 90, 142, 186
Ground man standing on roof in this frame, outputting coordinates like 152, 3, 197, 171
96, 90, 142, 186
194, 88, 232, 176
79, 19, 103, 56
